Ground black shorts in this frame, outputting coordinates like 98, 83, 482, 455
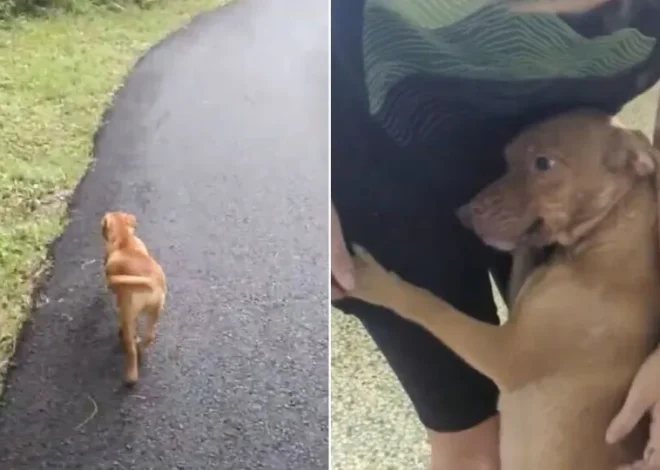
331, 87, 510, 432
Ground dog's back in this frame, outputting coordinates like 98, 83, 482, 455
105, 247, 166, 294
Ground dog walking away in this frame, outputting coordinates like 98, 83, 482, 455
101, 211, 167, 386
347, 110, 660, 469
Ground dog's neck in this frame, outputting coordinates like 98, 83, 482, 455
562, 181, 657, 269
107, 226, 133, 248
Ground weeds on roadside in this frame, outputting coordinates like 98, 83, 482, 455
0, 0, 160, 20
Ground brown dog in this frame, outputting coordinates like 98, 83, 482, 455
347, 110, 660, 469
101, 211, 167, 385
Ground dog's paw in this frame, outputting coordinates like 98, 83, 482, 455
142, 333, 155, 348
124, 369, 138, 387
348, 245, 402, 308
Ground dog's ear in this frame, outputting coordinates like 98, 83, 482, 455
604, 127, 657, 178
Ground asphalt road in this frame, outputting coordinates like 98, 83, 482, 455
0, 1, 328, 468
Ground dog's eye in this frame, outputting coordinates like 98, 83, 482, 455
534, 156, 554, 172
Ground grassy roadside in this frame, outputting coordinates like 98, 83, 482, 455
0, 0, 227, 391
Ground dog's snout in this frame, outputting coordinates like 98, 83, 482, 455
456, 205, 473, 229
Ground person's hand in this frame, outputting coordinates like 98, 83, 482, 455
606, 347, 660, 469
347, 245, 403, 310
331, 204, 355, 300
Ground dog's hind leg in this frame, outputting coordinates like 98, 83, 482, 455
142, 295, 164, 348
119, 297, 141, 386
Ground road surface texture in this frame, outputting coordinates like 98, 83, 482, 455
330, 87, 660, 470
0, 1, 328, 469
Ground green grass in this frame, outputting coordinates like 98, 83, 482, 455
0, 1, 163, 21
0, 0, 228, 391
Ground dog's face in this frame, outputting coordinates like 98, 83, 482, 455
458, 111, 659, 251
101, 211, 137, 244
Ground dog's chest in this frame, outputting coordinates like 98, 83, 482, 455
513, 280, 611, 354
512, 265, 657, 360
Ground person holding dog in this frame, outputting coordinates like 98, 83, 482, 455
331, 0, 660, 468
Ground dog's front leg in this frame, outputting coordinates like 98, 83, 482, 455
350, 245, 517, 391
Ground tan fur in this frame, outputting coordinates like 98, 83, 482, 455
101, 211, 167, 386
507, 245, 538, 310
348, 110, 660, 469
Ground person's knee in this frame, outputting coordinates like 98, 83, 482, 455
428, 416, 500, 470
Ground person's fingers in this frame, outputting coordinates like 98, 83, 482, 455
331, 284, 345, 301
617, 463, 660, 470
332, 246, 355, 290
609, 349, 660, 444
331, 205, 355, 291
616, 463, 646, 470
607, 390, 652, 444
644, 404, 660, 467
607, 371, 657, 443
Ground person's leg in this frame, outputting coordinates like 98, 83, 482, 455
428, 416, 500, 470
331, 12, 509, 461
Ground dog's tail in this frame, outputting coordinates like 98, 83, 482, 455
107, 275, 158, 290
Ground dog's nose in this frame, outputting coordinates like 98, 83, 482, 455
456, 204, 473, 229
